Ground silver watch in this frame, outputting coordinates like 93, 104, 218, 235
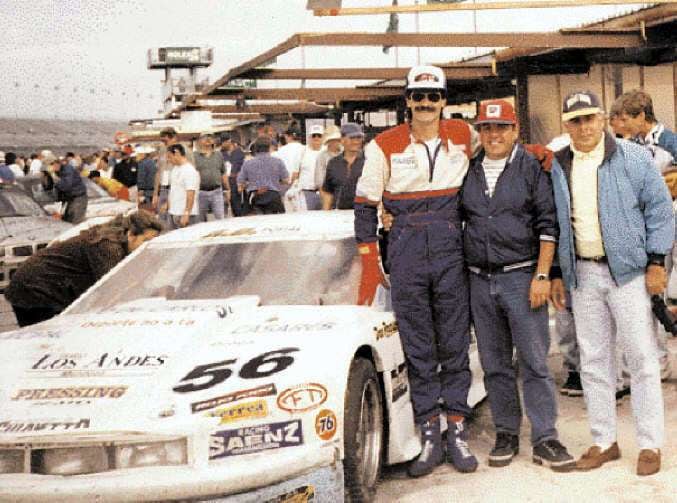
535, 273, 549, 281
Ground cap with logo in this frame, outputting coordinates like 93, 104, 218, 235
562, 91, 603, 122
309, 124, 324, 136
475, 100, 517, 126
341, 122, 364, 138
406, 65, 446, 92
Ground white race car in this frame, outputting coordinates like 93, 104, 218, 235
0, 211, 485, 502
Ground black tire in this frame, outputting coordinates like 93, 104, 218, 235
343, 357, 384, 503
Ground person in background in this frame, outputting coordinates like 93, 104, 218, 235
5, 210, 162, 327
29, 153, 42, 175
135, 145, 157, 209
238, 136, 289, 215
618, 89, 677, 160
4, 153, 24, 178
222, 133, 247, 216
0, 152, 15, 184
112, 145, 138, 201
152, 127, 194, 224
194, 133, 227, 221
296, 124, 324, 210
49, 155, 87, 223
314, 125, 343, 191
321, 123, 365, 210
274, 125, 305, 184
163, 143, 199, 229
88, 170, 129, 201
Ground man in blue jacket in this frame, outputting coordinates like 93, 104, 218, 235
461, 100, 575, 472
550, 91, 673, 477
49, 156, 87, 223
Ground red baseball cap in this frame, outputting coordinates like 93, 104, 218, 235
475, 100, 517, 126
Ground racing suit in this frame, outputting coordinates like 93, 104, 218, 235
354, 120, 479, 424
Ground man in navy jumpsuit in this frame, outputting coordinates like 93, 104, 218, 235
354, 65, 480, 477
461, 100, 575, 472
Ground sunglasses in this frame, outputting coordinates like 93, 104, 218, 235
408, 91, 445, 103
311, 134, 323, 138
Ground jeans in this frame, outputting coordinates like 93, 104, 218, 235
470, 268, 558, 445
301, 190, 322, 210
571, 261, 664, 449
198, 188, 225, 221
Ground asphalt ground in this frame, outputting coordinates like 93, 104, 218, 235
376, 337, 677, 503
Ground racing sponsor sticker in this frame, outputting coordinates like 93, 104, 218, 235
80, 319, 195, 328
191, 383, 277, 413
390, 153, 417, 170
0, 418, 90, 433
232, 322, 335, 334
209, 419, 303, 459
266, 485, 315, 503
0, 329, 61, 341
314, 409, 337, 441
374, 321, 398, 340
29, 352, 168, 374
11, 386, 127, 401
206, 399, 268, 424
390, 363, 409, 402
277, 383, 328, 413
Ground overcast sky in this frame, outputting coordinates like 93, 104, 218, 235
0, 0, 648, 121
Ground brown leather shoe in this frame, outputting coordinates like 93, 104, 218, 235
576, 443, 621, 471
637, 449, 661, 476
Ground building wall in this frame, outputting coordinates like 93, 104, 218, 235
528, 62, 676, 145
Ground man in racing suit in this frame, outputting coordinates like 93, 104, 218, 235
354, 65, 480, 477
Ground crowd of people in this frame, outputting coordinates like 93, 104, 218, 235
2, 63, 675, 482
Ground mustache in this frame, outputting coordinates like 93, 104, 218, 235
414, 106, 436, 113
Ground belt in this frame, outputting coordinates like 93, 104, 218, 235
576, 254, 607, 263
302, 189, 318, 192
160, 185, 170, 190
201, 186, 221, 192
468, 259, 538, 277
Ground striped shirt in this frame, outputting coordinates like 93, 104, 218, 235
482, 156, 508, 198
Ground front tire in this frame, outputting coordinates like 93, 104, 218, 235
343, 358, 384, 502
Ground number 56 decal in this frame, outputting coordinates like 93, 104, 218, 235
173, 348, 299, 393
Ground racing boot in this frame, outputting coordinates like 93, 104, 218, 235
407, 417, 443, 478
446, 417, 478, 473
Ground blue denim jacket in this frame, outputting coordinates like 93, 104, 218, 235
551, 133, 674, 289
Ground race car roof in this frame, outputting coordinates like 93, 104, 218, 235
150, 210, 358, 246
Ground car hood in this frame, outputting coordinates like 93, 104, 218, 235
0, 216, 72, 246
0, 296, 369, 439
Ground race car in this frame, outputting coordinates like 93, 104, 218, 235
0, 211, 485, 502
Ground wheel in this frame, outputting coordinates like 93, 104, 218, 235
343, 357, 384, 503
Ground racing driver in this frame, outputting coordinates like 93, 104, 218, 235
354, 65, 481, 477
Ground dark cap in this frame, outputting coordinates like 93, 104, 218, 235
562, 91, 603, 122
340, 122, 364, 138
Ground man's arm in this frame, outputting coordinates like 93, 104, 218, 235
530, 241, 556, 308
354, 140, 387, 243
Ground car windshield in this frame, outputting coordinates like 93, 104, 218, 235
70, 238, 361, 314
0, 190, 47, 217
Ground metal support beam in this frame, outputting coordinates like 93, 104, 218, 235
207, 87, 403, 101
187, 103, 330, 114
296, 31, 643, 49
238, 65, 493, 81
312, 1, 677, 16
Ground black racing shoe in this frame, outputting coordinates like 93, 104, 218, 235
559, 371, 583, 397
489, 432, 519, 467
616, 386, 631, 404
407, 418, 444, 478
532, 439, 576, 472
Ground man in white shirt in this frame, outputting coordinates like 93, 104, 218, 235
297, 124, 324, 210
274, 126, 305, 183
164, 144, 200, 229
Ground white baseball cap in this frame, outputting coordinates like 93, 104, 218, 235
406, 65, 446, 91
309, 124, 324, 136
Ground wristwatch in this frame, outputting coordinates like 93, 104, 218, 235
535, 273, 549, 281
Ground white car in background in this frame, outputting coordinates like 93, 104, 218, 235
0, 211, 485, 502
17, 175, 136, 221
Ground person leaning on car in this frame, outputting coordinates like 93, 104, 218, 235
5, 210, 163, 327
237, 136, 289, 215
48, 154, 88, 224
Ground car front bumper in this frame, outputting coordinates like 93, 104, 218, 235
0, 443, 340, 502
